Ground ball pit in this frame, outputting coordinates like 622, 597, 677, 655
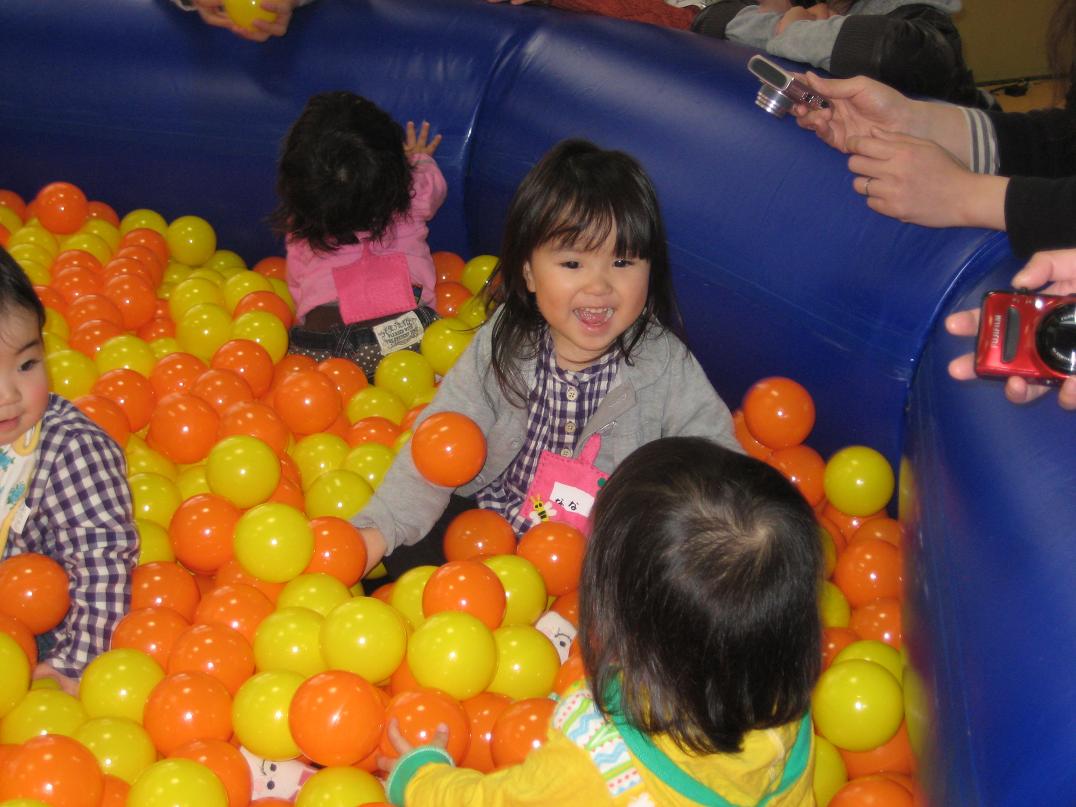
2, 1, 1073, 803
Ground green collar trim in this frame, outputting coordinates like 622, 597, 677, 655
605, 683, 811, 807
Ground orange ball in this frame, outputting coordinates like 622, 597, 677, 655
550, 589, 580, 627
74, 393, 131, 447
823, 502, 884, 543
460, 692, 511, 773
193, 583, 274, 644
828, 775, 914, 807
741, 376, 816, 450
849, 598, 903, 649
87, 200, 121, 227
389, 657, 423, 696
305, 517, 368, 587
191, 368, 254, 416
434, 281, 471, 318
66, 293, 125, 330
267, 353, 318, 395
101, 256, 153, 287
218, 400, 290, 458
851, 517, 904, 548
35, 181, 89, 234
839, 721, 915, 778
69, 319, 125, 357
214, 558, 285, 605
433, 251, 466, 284
170, 493, 241, 575
110, 606, 191, 670
170, 739, 252, 807
767, 444, 826, 507
0, 612, 38, 666
0, 188, 27, 219
381, 689, 470, 764
103, 272, 157, 329
143, 671, 234, 755
146, 393, 220, 464
553, 653, 586, 696
273, 369, 342, 436
150, 352, 209, 399
131, 561, 202, 622
732, 409, 772, 461
318, 357, 368, 402
517, 521, 585, 597
0, 552, 70, 634
411, 412, 487, 487
289, 670, 385, 766
120, 228, 170, 266
252, 256, 287, 279
113, 244, 165, 286
99, 774, 129, 807
833, 539, 903, 608
53, 248, 103, 276
821, 626, 860, 670
35, 284, 68, 314
345, 416, 400, 448
0, 733, 103, 807
167, 623, 255, 696
443, 508, 517, 561
138, 318, 177, 341
422, 560, 507, 630
490, 697, 556, 768
212, 340, 276, 399
93, 368, 157, 432
268, 477, 306, 510
233, 290, 293, 328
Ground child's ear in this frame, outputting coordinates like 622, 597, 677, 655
523, 261, 536, 293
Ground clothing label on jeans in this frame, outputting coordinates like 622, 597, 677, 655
373, 311, 424, 354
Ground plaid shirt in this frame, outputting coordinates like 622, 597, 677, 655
1, 395, 138, 677
476, 331, 620, 534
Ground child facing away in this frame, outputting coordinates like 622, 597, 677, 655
352, 138, 741, 573
693, 0, 996, 109
272, 91, 446, 379
0, 250, 139, 693
380, 436, 823, 805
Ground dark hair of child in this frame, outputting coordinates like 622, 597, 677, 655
487, 139, 683, 405
270, 91, 414, 253
0, 247, 46, 330
579, 436, 823, 755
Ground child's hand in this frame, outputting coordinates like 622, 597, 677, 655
189, 0, 300, 42
33, 662, 79, 696
774, 6, 812, 34
360, 527, 388, 575
377, 719, 451, 775
405, 121, 443, 158
945, 250, 1076, 410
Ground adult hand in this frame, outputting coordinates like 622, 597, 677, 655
405, 121, 443, 158
793, 73, 915, 152
946, 250, 1076, 410
190, 0, 300, 42
377, 719, 451, 775
774, 7, 812, 35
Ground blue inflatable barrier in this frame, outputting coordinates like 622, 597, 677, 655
0, 1, 1072, 803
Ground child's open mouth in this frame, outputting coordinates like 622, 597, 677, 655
575, 307, 613, 327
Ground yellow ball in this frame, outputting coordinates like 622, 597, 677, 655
189, 268, 226, 285
389, 565, 438, 629
46, 349, 99, 399
177, 302, 233, 362
486, 625, 560, 700
222, 271, 272, 312
205, 249, 248, 272
78, 648, 165, 723
169, 277, 226, 322
206, 434, 281, 508
819, 581, 851, 629
231, 670, 304, 761
95, 334, 157, 377
420, 317, 475, 376
9, 242, 55, 269
304, 469, 373, 520
373, 350, 436, 408
819, 524, 838, 579
0, 205, 24, 234
269, 278, 296, 312
0, 632, 31, 719
60, 232, 112, 265
10, 225, 59, 257
120, 208, 168, 236
345, 386, 407, 426
135, 518, 175, 565
234, 503, 314, 583
150, 338, 182, 360
320, 597, 407, 684
126, 439, 179, 481
277, 573, 352, 617
342, 442, 396, 489
231, 310, 288, 363
482, 555, 547, 627
253, 607, 328, 678
79, 218, 122, 251
176, 463, 212, 499
17, 257, 51, 286
166, 215, 217, 267
902, 665, 928, 758
128, 472, 183, 528
128, 758, 228, 807
0, 689, 87, 744
833, 639, 903, 682
295, 766, 385, 807
823, 446, 895, 517
75, 716, 158, 784
291, 433, 350, 490
223, 0, 278, 30
811, 659, 904, 752
407, 611, 497, 701
812, 735, 847, 807
42, 308, 70, 340
461, 254, 499, 295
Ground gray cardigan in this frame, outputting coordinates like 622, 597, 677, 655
352, 314, 739, 553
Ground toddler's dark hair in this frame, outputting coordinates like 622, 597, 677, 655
271, 91, 413, 252
579, 436, 823, 755
0, 247, 46, 330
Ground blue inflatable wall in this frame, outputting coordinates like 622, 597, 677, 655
1, 1, 1073, 804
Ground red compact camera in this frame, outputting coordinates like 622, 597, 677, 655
974, 291, 1076, 383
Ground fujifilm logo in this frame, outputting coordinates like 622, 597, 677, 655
990, 314, 1003, 348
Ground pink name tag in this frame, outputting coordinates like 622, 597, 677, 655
332, 252, 417, 324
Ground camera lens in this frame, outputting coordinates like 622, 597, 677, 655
1036, 302, 1076, 375
755, 86, 793, 118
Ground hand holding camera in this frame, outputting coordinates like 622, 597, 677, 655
947, 249, 1076, 410
747, 55, 829, 118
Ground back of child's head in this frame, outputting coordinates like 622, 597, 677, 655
489, 139, 681, 402
579, 436, 822, 756
271, 91, 413, 252
0, 247, 45, 333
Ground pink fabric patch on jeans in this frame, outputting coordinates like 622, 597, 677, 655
333, 252, 416, 324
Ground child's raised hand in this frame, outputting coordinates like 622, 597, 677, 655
405, 121, 443, 158
945, 250, 1076, 410
33, 661, 79, 696
377, 719, 451, 775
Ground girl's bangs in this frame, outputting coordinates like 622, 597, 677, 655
540, 192, 654, 259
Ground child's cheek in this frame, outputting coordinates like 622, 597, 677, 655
27, 366, 50, 423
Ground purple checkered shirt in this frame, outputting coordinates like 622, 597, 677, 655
475, 330, 621, 534
1, 394, 138, 677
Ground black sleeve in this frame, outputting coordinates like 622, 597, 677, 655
692, 0, 757, 39
989, 106, 1076, 180
1004, 176, 1076, 258
829, 7, 981, 106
